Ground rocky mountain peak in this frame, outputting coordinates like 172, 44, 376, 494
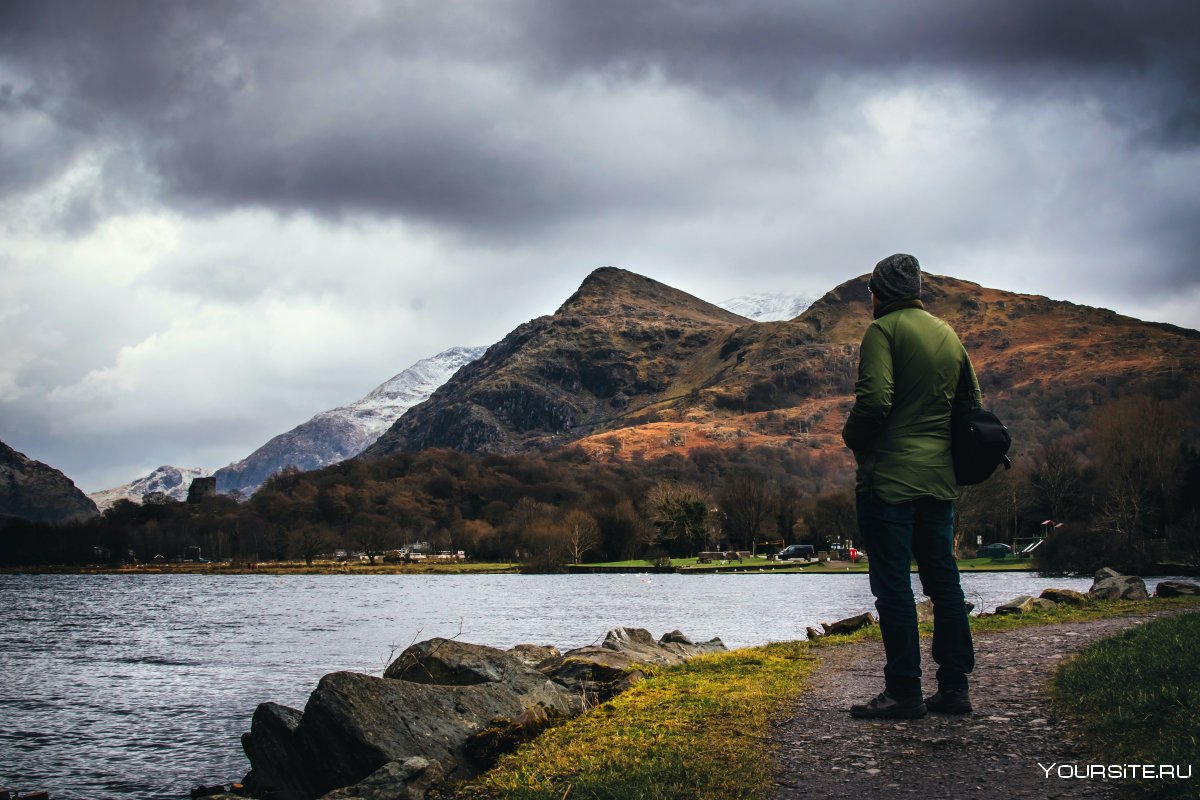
557, 266, 749, 325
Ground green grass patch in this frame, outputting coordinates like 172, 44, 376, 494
799, 596, 1200, 647
955, 557, 1033, 571
456, 642, 817, 800
1052, 611, 1200, 798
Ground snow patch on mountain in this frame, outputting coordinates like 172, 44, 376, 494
717, 292, 814, 321
89, 465, 213, 511
213, 345, 488, 497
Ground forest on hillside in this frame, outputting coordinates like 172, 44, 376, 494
2, 396, 1197, 573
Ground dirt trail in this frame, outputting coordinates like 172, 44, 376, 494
771, 611, 1182, 799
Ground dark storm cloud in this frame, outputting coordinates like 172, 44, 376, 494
2, 0, 1196, 233
520, 1, 1200, 141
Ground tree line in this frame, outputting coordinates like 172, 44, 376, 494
1, 395, 1196, 573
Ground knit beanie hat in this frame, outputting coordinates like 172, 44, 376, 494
868, 253, 922, 302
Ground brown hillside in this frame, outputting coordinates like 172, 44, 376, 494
362, 267, 751, 457
364, 269, 1200, 466
0, 440, 99, 524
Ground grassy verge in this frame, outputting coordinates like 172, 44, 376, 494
456, 642, 817, 800
456, 597, 1200, 800
804, 596, 1200, 647
1051, 611, 1200, 798
579, 556, 1031, 573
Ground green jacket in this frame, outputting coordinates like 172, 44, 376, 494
842, 299, 981, 503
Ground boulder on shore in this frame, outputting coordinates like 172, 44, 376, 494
1088, 568, 1149, 601
1155, 580, 1200, 597
240, 628, 724, 800
821, 612, 876, 636
1039, 588, 1090, 606
319, 757, 443, 800
546, 627, 724, 704
996, 595, 1056, 615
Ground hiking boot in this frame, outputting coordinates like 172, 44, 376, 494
925, 687, 972, 715
850, 691, 927, 719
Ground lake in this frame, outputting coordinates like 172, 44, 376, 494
0, 571, 1176, 799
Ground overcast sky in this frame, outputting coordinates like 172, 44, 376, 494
3, 1, 1198, 492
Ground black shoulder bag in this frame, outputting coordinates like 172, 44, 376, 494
951, 407, 1012, 485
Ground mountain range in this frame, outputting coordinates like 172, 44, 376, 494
363, 267, 1200, 467
79, 266, 1200, 514
87, 465, 214, 512
211, 345, 488, 497
88, 294, 810, 507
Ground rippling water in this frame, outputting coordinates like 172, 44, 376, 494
0, 571, 1176, 799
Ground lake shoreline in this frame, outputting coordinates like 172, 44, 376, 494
0, 559, 1038, 576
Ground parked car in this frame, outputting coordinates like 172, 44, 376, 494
977, 542, 1012, 559
777, 544, 816, 561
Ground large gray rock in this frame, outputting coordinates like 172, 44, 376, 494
1088, 568, 1149, 601
1040, 588, 1091, 606
295, 670, 574, 795
506, 644, 561, 671
996, 595, 1057, 615
657, 629, 726, 658
1155, 580, 1200, 597
242, 629, 724, 800
383, 637, 540, 686
319, 757, 444, 800
548, 627, 725, 702
241, 702, 308, 799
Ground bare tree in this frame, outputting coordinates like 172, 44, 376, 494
289, 524, 332, 567
1090, 396, 1184, 560
1029, 439, 1086, 523
561, 509, 601, 565
718, 470, 779, 553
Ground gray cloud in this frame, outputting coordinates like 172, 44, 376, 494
3, 1, 1197, 231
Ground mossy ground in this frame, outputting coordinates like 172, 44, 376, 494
456, 642, 816, 800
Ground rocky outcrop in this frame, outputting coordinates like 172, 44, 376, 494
240, 628, 725, 800
546, 628, 724, 704
1088, 567, 1149, 601
996, 595, 1057, 615
1154, 580, 1200, 597
0, 440, 98, 524
320, 758, 443, 800
1039, 588, 1091, 606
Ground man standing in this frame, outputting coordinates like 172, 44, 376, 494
842, 254, 981, 719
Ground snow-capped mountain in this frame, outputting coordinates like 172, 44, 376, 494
212, 345, 487, 497
717, 292, 814, 321
88, 465, 213, 512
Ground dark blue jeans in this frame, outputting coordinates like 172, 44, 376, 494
856, 492, 974, 698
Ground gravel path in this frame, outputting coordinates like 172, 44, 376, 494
770, 611, 1184, 800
